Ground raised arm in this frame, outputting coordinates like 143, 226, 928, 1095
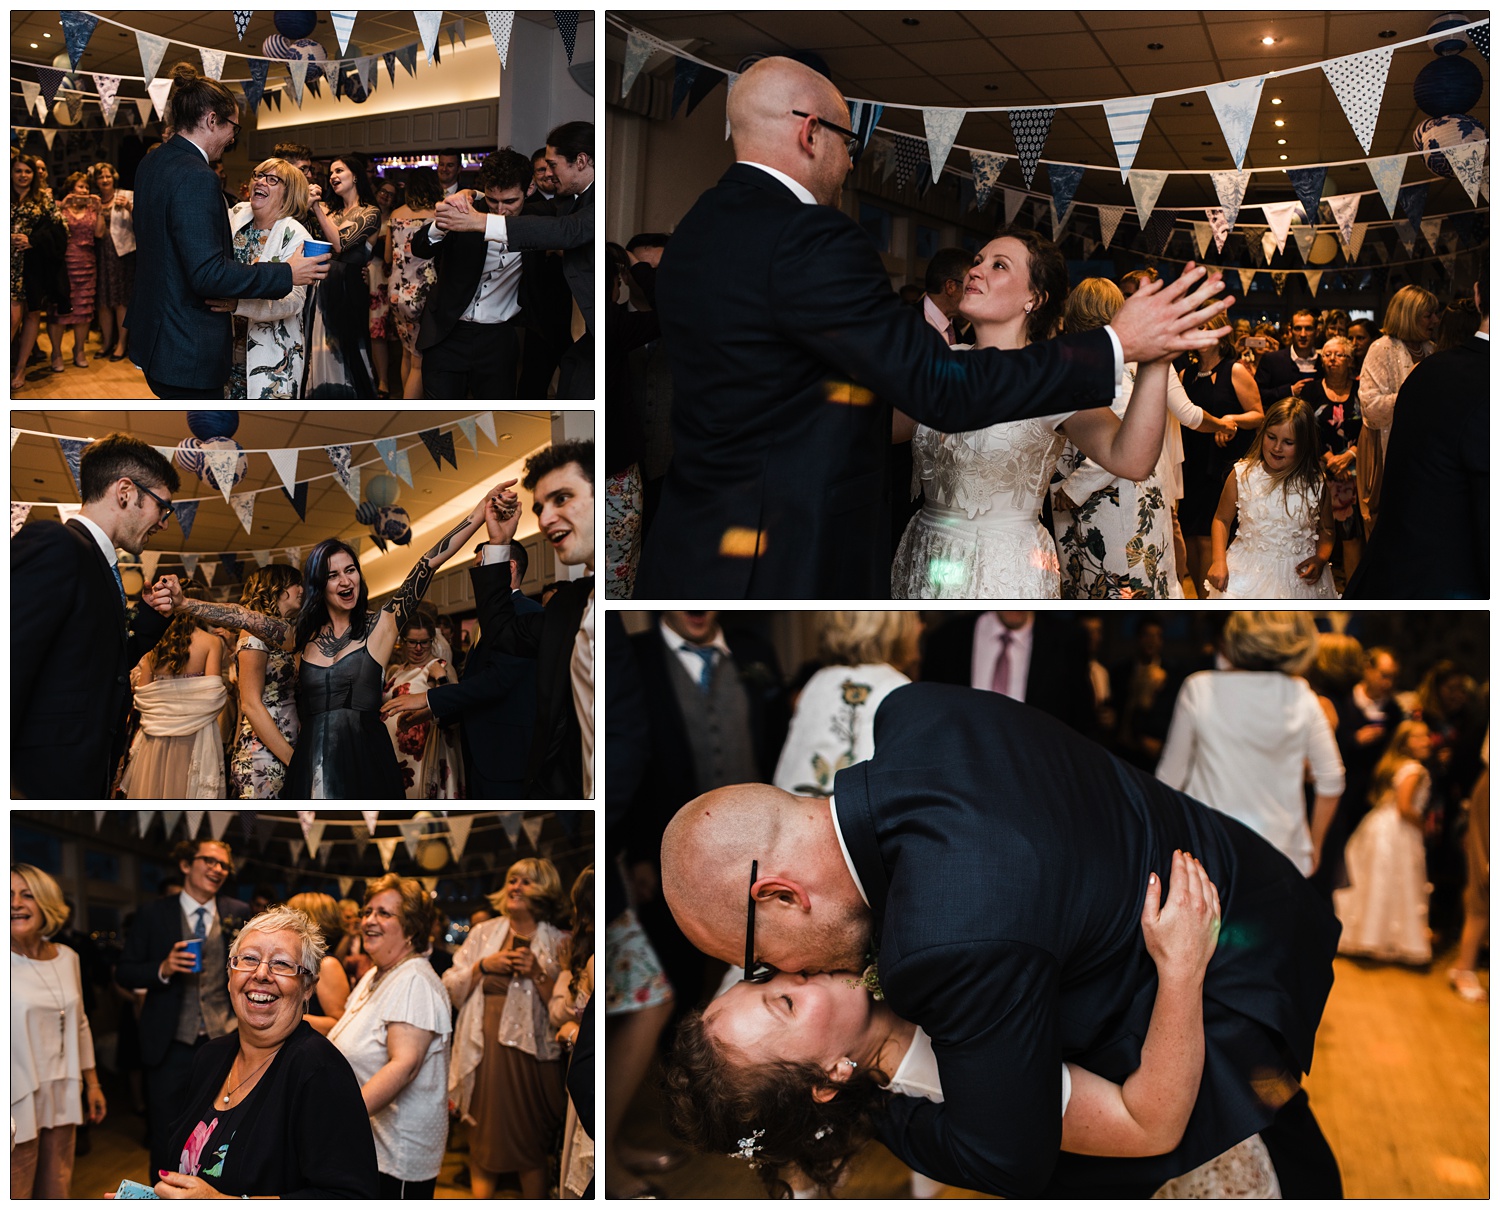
1060, 852, 1219, 1156
148, 575, 288, 647
1059, 357, 1168, 482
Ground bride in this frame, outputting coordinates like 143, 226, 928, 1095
891, 229, 1174, 599
666, 852, 1279, 1199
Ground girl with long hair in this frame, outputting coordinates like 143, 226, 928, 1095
149, 477, 517, 797
229, 564, 304, 798
1206, 397, 1335, 598
304, 152, 381, 397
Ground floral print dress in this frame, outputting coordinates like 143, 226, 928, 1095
229, 634, 300, 799
772, 663, 911, 795
226, 210, 310, 399
388, 215, 437, 354
381, 658, 462, 798
1313, 381, 1364, 540
11, 191, 61, 305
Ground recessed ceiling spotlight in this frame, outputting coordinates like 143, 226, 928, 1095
1277, 138, 1286, 145
1180, 100, 1194, 108
43, 31, 50, 37
984, 83, 999, 91
1378, 29, 1397, 38
902, 17, 920, 25
1274, 119, 1285, 127
29, 41, 37, 47
1147, 42, 1164, 50
1279, 154, 1288, 160
1261, 35, 1277, 46
1270, 97, 1282, 105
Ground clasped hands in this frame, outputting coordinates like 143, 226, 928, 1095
433, 190, 488, 234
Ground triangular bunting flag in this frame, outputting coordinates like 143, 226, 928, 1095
1290, 224, 1315, 261
1304, 270, 1323, 295
244, 59, 270, 112
93, 73, 121, 123
500, 812, 523, 847
1420, 216, 1445, 253
1002, 186, 1026, 227
1325, 193, 1361, 246
1446, 142, 1488, 205
1128, 170, 1167, 225
203, 449, 238, 502
200, 560, 221, 586
146, 77, 173, 121
669, 57, 701, 118
199, 48, 226, 81
266, 447, 299, 494
330, 11, 357, 56
487, 11, 516, 70
286, 57, 308, 106
234, 11, 252, 40
21, 80, 41, 117
56, 502, 82, 524
447, 814, 474, 862
392, 448, 414, 488
553, 11, 579, 65
135, 31, 170, 83
358, 57, 378, 95
140, 549, 162, 583
63, 90, 84, 124
138, 811, 156, 839
474, 411, 497, 444
1270, 271, 1288, 295
36, 66, 67, 107
456, 416, 479, 451
1392, 219, 1416, 257
373, 436, 403, 480
969, 150, 1006, 211
252, 550, 271, 567
1261, 230, 1279, 263
683, 68, 725, 118
1238, 267, 1257, 296
1009, 107, 1054, 189
891, 135, 927, 190
399, 819, 423, 859
285, 545, 301, 569
1397, 182, 1428, 228
1047, 163, 1085, 233
1345, 221, 1368, 260
325, 444, 358, 498
280, 481, 308, 521
229, 492, 256, 535
181, 553, 200, 580
1206, 207, 1232, 252
363, 810, 381, 833
376, 837, 400, 871
12, 503, 33, 537
60, 11, 99, 70
288, 838, 304, 865
415, 11, 444, 64
1210, 169, 1251, 231
1284, 166, 1327, 221
1322, 47, 1394, 154
396, 45, 419, 78
134, 97, 154, 125
184, 810, 204, 839
161, 810, 183, 839
1205, 76, 1264, 169
58, 437, 89, 498
522, 815, 546, 851
1103, 94, 1154, 181
1367, 156, 1404, 217
921, 107, 964, 178
1262, 200, 1301, 254
1097, 204, 1126, 249
1192, 221, 1212, 258
338, 876, 354, 898
1144, 209, 1176, 255
418, 429, 458, 471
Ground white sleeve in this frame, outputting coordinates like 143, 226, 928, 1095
1101, 325, 1126, 400
1060, 1063, 1072, 1116
1302, 688, 1346, 797
1155, 677, 1201, 790
1166, 367, 1205, 429
480, 543, 511, 566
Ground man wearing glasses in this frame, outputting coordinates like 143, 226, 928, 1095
118, 838, 250, 1181
11, 434, 182, 799
129, 73, 330, 398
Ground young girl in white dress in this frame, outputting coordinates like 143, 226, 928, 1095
1206, 396, 1336, 599
891, 229, 1175, 599
666, 853, 1280, 1199
1333, 721, 1434, 965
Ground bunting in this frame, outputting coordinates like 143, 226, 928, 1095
203, 449, 239, 502
140, 550, 162, 583
1102, 94, 1154, 181
12, 503, 33, 537
415, 11, 444, 64
330, 11, 357, 56
1325, 193, 1361, 246
1397, 183, 1428, 229
499, 813, 523, 848
1143, 209, 1176, 255
1367, 156, 1404, 217
1096, 204, 1126, 249
286, 57, 308, 106
1002, 186, 1026, 227
135, 30, 170, 82
669, 57, 700, 117
1047, 164, 1085, 234
522, 816, 546, 851
138, 811, 156, 839
447, 814, 474, 862
181, 553, 200, 580
200, 48, 226, 81
1420, 216, 1444, 252
281, 481, 309, 521
1284, 167, 1327, 222
1009, 108, 1054, 189
234, 11, 252, 40
20, 81, 40, 119
244, 58, 270, 112
1128, 170, 1167, 225
1446, 142, 1488, 205
969, 150, 1006, 211
58, 437, 89, 498
1210, 169, 1252, 232
1322, 47, 1394, 154
363, 810, 381, 833
1238, 267, 1257, 296
325, 445, 359, 502
455, 416, 479, 452
418, 429, 458, 471
1204, 76, 1264, 169
487, 11, 516, 69
474, 411, 496, 445
1206, 207, 1232, 252
1262, 200, 1303, 254
229, 492, 256, 535
921, 108, 965, 178
376, 837, 400, 871
36, 66, 67, 107
553, 11, 580, 65
398, 819, 423, 859
1192, 221, 1212, 258
60, 11, 98, 70
1290, 224, 1315, 261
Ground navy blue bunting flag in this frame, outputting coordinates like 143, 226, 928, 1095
670, 58, 701, 117
244, 59, 270, 111
281, 480, 309, 521
175, 500, 200, 543
59, 11, 98, 70
684, 67, 725, 116
220, 552, 240, 583
36, 66, 67, 107
553, 11, 579, 64
417, 429, 458, 471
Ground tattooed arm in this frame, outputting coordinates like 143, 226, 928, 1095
147, 575, 288, 647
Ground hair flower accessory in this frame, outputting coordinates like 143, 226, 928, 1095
730, 1128, 764, 1160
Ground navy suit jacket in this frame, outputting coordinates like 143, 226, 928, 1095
1253, 346, 1322, 408
428, 572, 542, 796
834, 684, 1339, 1197
116, 893, 251, 1068
11, 519, 170, 798
505, 184, 595, 334
635, 164, 1117, 598
127, 134, 294, 391
1344, 334, 1488, 598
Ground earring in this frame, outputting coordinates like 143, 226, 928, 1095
843, 1058, 859, 1072
1024, 303, 1033, 314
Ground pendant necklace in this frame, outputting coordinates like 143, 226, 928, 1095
220, 1046, 281, 1106
18, 945, 67, 1057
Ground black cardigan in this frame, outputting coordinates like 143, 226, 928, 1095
165, 1021, 378, 1198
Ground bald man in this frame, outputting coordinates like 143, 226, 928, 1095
661, 684, 1342, 1197
635, 56, 1233, 598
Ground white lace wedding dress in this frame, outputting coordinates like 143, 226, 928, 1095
892, 410, 1074, 599
1207, 462, 1336, 600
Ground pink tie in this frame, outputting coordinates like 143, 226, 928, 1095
944, 321, 957, 346
991, 631, 1013, 697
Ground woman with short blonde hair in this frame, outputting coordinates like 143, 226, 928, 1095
818, 611, 922, 670
1357, 285, 1438, 529
284, 892, 352, 1034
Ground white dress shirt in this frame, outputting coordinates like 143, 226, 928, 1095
659, 619, 732, 683
923, 294, 955, 343
422, 217, 522, 324
827, 796, 871, 907
73, 515, 121, 577
573, 591, 595, 799
970, 613, 1033, 701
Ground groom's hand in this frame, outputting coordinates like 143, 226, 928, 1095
1141, 850, 1220, 983
1110, 263, 1234, 364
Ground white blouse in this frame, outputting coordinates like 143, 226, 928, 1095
328, 957, 452, 1181
773, 662, 910, 796
11, 946, 94, 1144
1156, 671, 1346, 874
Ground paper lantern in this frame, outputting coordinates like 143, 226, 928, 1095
50, 52, 78, 92
1413, 56, 1484, 119
355, 501, 379, 526
376, 506, 413, 546
365, 473, 400, 508
51, 100, 79, 126
175, 436, 248, 490
273, 10, 318, 40
262, 35, 327, 83
1427, 12, 1473, 55
1308, 233, 1340, 265
1414, 113, 1488, 177
120, 567, 145, 597
186, 410, 239, 440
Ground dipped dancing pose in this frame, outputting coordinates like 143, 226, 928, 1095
148, 479, 518, 798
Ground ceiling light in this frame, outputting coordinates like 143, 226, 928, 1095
902, 17, 920, 25
1270, 97, 1281, 105
1274, 119, 1285, 127
1279, 154, 1288, 160
1180, 100, 1194, 108
1147, 42, 1164, 50
1378, 30, 1397, 38
1277, 138, 1286, 145
43, 32, 50, 38
29, 41, 37, 47
1261, 35, 1277, 46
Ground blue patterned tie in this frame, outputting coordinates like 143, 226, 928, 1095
112, 562, 127, 609
194, 907, 208, 940
683, 643, 717, 692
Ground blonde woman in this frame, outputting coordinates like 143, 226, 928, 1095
11, 863, 105, 1199
1356, 285, 1438, 529
773, 612, 922, 796
444, 859, 570, 1200
212, 157, 314, 398
284, 892, 352, 1033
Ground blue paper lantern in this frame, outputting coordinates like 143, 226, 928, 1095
186, 410, 239, 440
1414, 113, 1488, 176
1427, 12, 1473, 55
273, 10, 318, 40
355, 501, 379, 526
262, 35, 327, 83
1413, 55, 1484, 119
376, 506, 413, 546
175, 436, 248, 490
366, 473, 400, 508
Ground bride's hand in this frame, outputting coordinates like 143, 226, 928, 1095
1141, 850, 1220, 984
1205, 561, 1228, 593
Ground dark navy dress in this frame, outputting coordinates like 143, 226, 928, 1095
284, 647, 402, 799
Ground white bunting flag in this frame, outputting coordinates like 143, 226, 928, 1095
204, 450, 238, 502
1345, 221, 1368, 261
447, 814, 473, 862
181, 553, 200, 580
1128, 169, 1167, 225
1305, 270, 1323, 295
56, 502, 82, 524
474, 411, 497, 445
921, 107, 964, 179
499, 812, 523, 848
288, 838, 304, 865
1325, 193, 1361, 246
1262, 200, 1302, 254
1209, 169, 1252, 232
338, 877, 354, 898
92, 74, 122, 124
200, 49, 226, 81
286, 57, 308, 106
209, 811, 234, 841
1206, 207, 1232, 252
1322, 47, 1394, 154
376, 837, 399, 871
1001, 187, 1026, 227
185, 810, 204, 839
252, 550, 271, 567
363, 810, 381, 834
284, 546, 300, 570
1367, 156, 1405, 218
162, 811, 182, 839
136, 30, 170, 82
1238, 268, 1257, 296
522, 815, 546, 851
487, 11, 516, 69
1097, 204, 1126, 249
1204, 76, 1264, 169
415, 11, 444, 64
399, 820, 423, 860
95, 811, 108, 831
139, 549, 161, 583
1192, 221, 1212, 258
1261, 230, 1279, 263
330, 11, 357, 55
1103, 94, 1154, 181
1290, 224, 1315, 261
138, 811, 156, 838
21, 80, 40, 116
1446, 142, 1487, 205
198, 561, 219, 586
1420, 217, 1444, 252
134, 97, 154, 125
146, 77, 173, 120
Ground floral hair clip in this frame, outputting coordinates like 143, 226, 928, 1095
730, 1129, 765, 1160
813, 1126, 831, 1141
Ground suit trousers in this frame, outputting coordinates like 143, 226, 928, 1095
147, 376, 204, 400
422, 320, 519, 399
1257, 1088, 1343, 1197
146, 1037, 211, 1179
556, 332, 594, 399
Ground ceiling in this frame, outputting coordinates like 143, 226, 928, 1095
11, 10, 565, 86
609, 9, 1490, 211
10, 409, 554, 575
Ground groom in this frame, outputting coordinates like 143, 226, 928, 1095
635, 55, 1234, 598
662, 683, 1343, 1197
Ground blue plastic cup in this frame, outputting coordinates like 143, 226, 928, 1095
183, 938, 203, 973
302, 239, 332, 258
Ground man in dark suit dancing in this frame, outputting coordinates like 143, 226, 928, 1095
662, 684, 1343, 1198
116, 837, 249, 1180
1344, 274, 1488, 599
12, 435, 180, 798
127, 73, 328, 397
633, 56, 1233, 598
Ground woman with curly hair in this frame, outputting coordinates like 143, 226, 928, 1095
229, 564, 303, 798
121, 592, 228, 798
380, 611, 462, 799
891, 229, 1175, 599
665, 854, 1278, 1198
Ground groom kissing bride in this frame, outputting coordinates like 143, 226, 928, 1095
660, 684, 1343, 1198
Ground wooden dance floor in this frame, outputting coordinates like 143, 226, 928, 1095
11, 330, 155, 400
625, 950, 1489, 1198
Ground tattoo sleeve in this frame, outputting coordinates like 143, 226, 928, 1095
383, 516, 470, 629
177, 600, 287, 647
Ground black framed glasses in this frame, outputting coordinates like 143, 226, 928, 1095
128, 477, 175, 524
193, 855, 231, 873
743, 860, 775, 983
222, 115, 242, 138
251, 171, 283, 187
791, 110, 860, 158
